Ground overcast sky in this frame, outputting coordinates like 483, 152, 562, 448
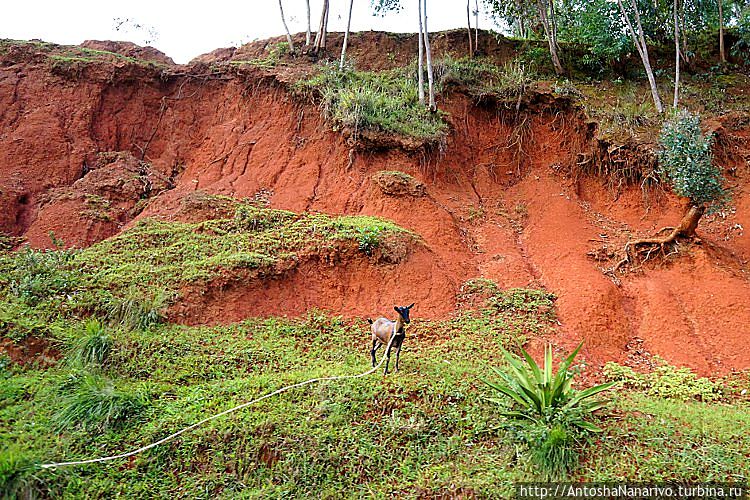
2, 1, 498, 64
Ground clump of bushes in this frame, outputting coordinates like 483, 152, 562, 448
603, 361, 724, 402
658, 110, 726, 210
436, 57, 538, 102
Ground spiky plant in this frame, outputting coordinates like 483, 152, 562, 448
484, 342, 613, 478
485, 342, 613, 431
65, 318, 112, 367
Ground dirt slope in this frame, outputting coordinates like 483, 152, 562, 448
1, 38, 749, 375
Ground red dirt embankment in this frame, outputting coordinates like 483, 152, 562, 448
1, 37, 749, 375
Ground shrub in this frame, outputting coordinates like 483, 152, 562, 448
436, 57, 537, 101
295, 64, 448, 144
356, 227, 381, 256
603, 361, 724, 402
658, 110, 727, 209
65, 318, 112, 367
3, 246, 78, 306
732, 8, 750, 65
54, 372, 147, 431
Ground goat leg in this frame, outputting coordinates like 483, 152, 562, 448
395, 345, 401, 372
383, 344, 392, 375
370, 339, 380, 367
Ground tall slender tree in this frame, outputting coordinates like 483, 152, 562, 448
418, 0, 426, 105
278, 0, 296, 55
718, 0, 726, 62
474, 0, 480, 49
467, 0, 474, 56
422, 0, 436, 110
617, 0, 664, 113
341, 0, 355, 68
305, 0, 312, 46
673, 0, 680, 108
536, 0, 565, 75
313, 0, 330, 54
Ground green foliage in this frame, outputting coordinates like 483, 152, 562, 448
558, 0, 630, 72
356, 227, 381, 255
485, 288, 556, 319
106, 287, 170, 331
436, 57, 537, 101
733, 6, 750, 65
295, 64, 447, 144
485, 343, 614, 478
2, 246, 78, 306
53, 372, 147, 432
658, 110, 727, 207
603, 361, 725, 402
485, 343, 614, 432
232, 42, 290, 70
64, 318, 112, 367
583, 392, 750, 481
0, 448, 41, 500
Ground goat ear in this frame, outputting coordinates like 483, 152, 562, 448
407, 303, 415, 309
394, 306, 400, 313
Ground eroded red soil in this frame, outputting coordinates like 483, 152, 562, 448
1, 38, 749, 375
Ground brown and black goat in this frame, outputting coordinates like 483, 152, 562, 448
367, 303, 414, 375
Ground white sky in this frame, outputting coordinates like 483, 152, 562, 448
2, 1, 497, 64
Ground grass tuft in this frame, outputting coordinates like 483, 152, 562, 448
53, 372, 147, 432
294, 64, 448, 145
106, 287, 170, 331
64, 318, 112, 367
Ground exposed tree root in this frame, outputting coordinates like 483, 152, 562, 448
615, 204, 705, 272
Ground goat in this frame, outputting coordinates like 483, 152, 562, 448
367, 303, 414, 375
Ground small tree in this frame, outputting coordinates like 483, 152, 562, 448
622, 111, 727, 264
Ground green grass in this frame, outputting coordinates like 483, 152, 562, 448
2, 312, 747, 496
0, 205, 414, 341
582, 393, 750, 482
294, 64, 449, 146
0, 39, 168, 71
435, 57, 538, 103
0, 314, 529, 497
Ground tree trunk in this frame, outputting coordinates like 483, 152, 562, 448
466, 0, 473, 57
536, 0, 564, 75
322, 2, 329, 51
305, 0, 312, 46
340, 0, 355, 69
719, 0, 726, 63
417, 0, 425, 105
617, 0, 664, 113
278, 0, 296, 55
474, 0, 479, 50
673, 0, 680, 108
313, 0, 329, 54
422, 0, 436, 111
680, 2, 689, 65
677, 204, 705, 237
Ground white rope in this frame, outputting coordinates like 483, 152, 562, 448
40, 333, 398, 469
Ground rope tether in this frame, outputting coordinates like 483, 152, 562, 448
40, 331, 399, 469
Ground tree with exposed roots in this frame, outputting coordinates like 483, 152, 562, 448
619, 111, 728, 268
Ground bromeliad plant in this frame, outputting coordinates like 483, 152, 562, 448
485, 342, 614, 478
485, 342, 614, 431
